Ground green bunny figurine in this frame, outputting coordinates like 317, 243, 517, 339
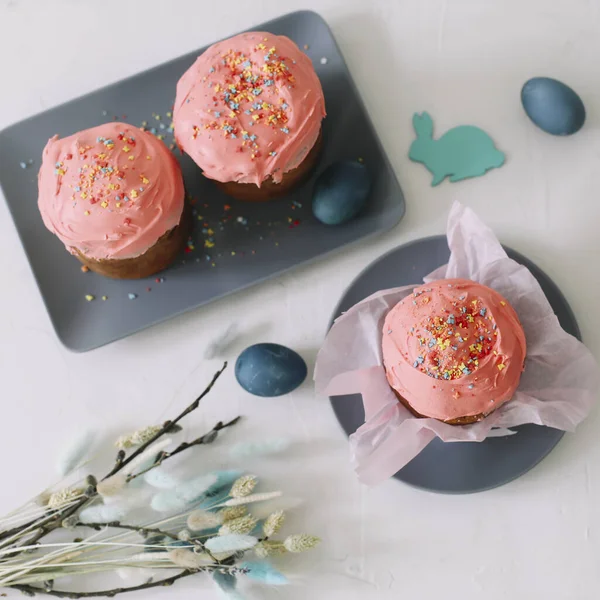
409, 112, 505, 186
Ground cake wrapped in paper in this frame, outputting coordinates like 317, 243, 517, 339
315, 202, 599, 485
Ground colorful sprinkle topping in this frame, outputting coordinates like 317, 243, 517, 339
52, 132, 151, 217
193, 41, 297, 158
408, 292, 503, 381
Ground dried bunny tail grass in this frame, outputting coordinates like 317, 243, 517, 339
218, 506, 247, 522
230, 475, 257, 498
79, 504, 126, 524
123, 438, 172, 475
284, 534, 321, 553
255, 541, 287, 559
35, 491, 52, 508
96, 474, 127, 498
115, 436, 133, 451
238, 560, 288, 585
116, 425, 162, 450
187, 509, 222, 531
229, 438, 291, 460
218, 515, 257, 536
143, 467, 178, 490
222, 491, 282, 507
168, 548, 210, 569
178, 529, 191, 541
212, 570, 239, 596
47, 488, 84, 510
130, 425, 163, 446
263, 510, 285, 537
129, 551, 174, 563
151, 473, 218, 513
55, 429, 97, 476
205, 534, 258, 554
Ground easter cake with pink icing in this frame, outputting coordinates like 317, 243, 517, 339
173, 31, 326, 201
382, 279, 526, 424
38, 122, 187, 279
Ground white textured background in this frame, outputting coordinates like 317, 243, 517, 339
1, 0, 600, 598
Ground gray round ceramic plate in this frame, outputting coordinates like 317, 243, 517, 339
329, 235, 580, 494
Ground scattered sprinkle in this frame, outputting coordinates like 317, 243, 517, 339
320, 57, 328, 64
80, 266, 89, 273
85, 295, 95, 302
128, 293, 138, 300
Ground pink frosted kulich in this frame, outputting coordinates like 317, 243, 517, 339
382, 279, 527, 422
38, 122, 184, 260
173, 31, 326, 186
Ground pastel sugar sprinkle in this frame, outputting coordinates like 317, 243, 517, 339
194, 40, 297, 159
52, 130, 150, 218
407, 292, 503, 381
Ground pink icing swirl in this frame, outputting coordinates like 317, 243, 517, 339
173, 32, 326, 186
38, 123, 184, 260
382, 279, 527, 422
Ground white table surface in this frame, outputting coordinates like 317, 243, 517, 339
1, 0, 600, 598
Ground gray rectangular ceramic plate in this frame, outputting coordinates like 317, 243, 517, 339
0, 10, 405, 352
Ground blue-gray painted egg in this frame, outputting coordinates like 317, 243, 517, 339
312, 161, 371, 225
235, 343, 307, 397
521, 77, 585, 136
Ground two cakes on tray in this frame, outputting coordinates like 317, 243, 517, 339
37, 32, 326, 279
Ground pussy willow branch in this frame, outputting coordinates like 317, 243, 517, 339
104, 362, 228, 479
74, 521, 218, 561
0, 518, 45, 545
11, 569, 201, 598
75, 522, 181, 543
128, 416, 242, 482
0, 364, 230, 554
